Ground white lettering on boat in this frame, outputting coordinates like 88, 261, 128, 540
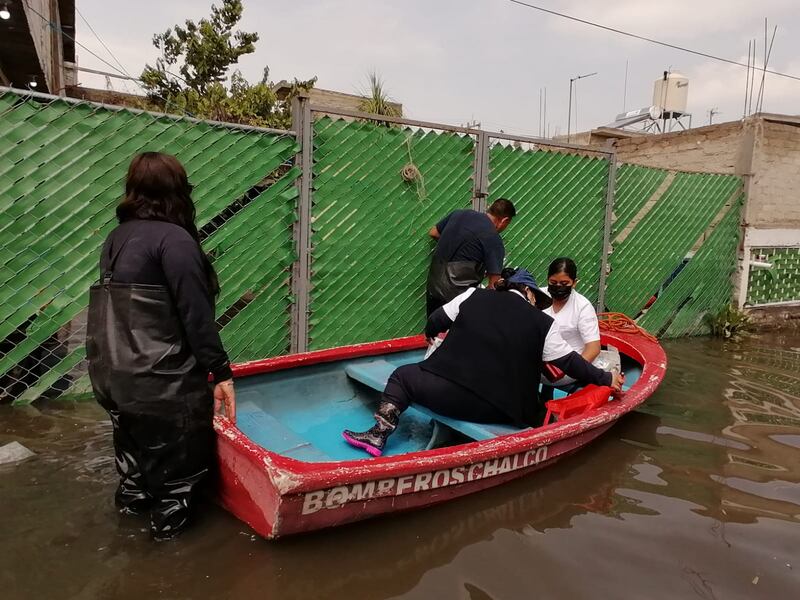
301, 446, 548, 515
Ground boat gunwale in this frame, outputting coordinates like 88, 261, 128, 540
214, 332, 667, 495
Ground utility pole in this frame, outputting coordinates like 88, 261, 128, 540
568, 72, 597, 143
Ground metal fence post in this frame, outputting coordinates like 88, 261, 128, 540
596, 153, 617, 312
290, 95, 313, 353
471, 131, 490, 211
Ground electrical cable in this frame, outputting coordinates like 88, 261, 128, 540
505, 0, 800, 83
75, 6, 134, 81
23, 1, 191, 114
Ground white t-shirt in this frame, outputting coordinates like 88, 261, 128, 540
438, 288, 573, 361
542, 290, 600, 354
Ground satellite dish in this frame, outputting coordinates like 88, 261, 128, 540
649, 105, 663, 120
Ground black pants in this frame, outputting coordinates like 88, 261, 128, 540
426, 293, 447, 317
383, 363, 510, 423
96, 386, 214, 535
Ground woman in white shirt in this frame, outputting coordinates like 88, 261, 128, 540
541, 257, 616, 392
543, 257, 601, 362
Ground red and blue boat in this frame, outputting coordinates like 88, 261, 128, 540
214, 326, 666, 539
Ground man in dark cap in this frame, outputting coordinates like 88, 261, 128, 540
343, 268, 624, 456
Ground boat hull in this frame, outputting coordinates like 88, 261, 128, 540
215, 331, 666, 538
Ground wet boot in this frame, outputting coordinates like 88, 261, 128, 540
150, 497, 191, 542
110, 411, 152, 516
115, 480, 151, 516
149, 464, 210, 542
342, 402, 402, 457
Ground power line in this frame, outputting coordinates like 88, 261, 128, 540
23, 1, 190, 114
75, 6, 134, 81
505, 0, 800, 83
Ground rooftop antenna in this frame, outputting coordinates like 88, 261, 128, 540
623, 59, 629, 112
543, 87, 547, 137
747, 39, 756, 115
538, 88, 543, 137
756, 22, 778, 114
743, 40, 752, 118
567, 71, 597, 143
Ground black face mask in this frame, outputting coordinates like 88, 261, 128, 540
548, 284, 572, 301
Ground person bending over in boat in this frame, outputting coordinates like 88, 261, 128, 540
541, 257, 620, 397
342, 268, 624, 456
425, 198, 516, 316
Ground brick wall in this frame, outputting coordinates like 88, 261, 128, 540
748, 120, 800, 228
614, 121, 744, 174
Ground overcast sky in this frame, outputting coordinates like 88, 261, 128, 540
75, 0, 799, 136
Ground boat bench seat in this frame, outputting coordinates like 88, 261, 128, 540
237, 401, 331, 462
344, 360, 526, 442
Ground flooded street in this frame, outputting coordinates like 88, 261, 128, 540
2, 332, 800, 600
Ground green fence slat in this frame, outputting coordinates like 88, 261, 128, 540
606, 171, 741, 316
308, 117, 474, 350
488, 146, 609, 305
747, 247, 800, 305
14, 346, 86, 405
638, 194, 744, 337
613, 163, 668, 237
0, 88, 297, 402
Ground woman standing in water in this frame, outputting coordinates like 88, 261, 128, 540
86, 152, 235, 541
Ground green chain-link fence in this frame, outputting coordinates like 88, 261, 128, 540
637, 194, 744, 336
606, 169, 743, 326
747, 247, 800, 305
486, 145, 610, 305
1, 87, 751, 404
309, 117, 475, 349
0, 88, 298, 403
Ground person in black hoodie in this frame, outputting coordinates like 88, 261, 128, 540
343, 268, 623, 457
86, 152, 235, 540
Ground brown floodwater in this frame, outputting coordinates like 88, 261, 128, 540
2, 332, 800, 599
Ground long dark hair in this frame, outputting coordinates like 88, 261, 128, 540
495, 267, 530, 296
117, 152, 219, 295
547, 257, 578, 281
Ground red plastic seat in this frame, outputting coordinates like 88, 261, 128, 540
543, 384, 614, 425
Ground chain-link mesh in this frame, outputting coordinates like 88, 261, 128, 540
605, 171, 742, 317
308, 117, 474, 349
487, 145, 610, 304
612, 163, 669, 236
638, 194, 744, 337
747, 247, 800, 305
1, 87, 758, 404
0, 89, 298, 404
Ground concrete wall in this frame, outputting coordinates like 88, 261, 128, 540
748, 119, 800, 228
614, 121, 744, 175
612, 116, 800, 231
610, 116, 800, 315
308, 88, 403, 116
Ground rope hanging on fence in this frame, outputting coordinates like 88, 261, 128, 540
400, 163, 421, 182
401, 133, 426, 201
598, 312, 658, 342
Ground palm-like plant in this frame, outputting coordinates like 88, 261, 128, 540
359, 71, 401, 117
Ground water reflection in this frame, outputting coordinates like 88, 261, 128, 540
2, 332, 800, 599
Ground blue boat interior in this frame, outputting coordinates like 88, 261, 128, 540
235, 349, 643, 463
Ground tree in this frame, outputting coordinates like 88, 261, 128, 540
359, 71, 401, 118
140, 0, 315, 128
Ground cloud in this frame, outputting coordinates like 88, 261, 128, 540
72, 0, 800, 136
685, 57, 800, 120
549, 0, 797, 40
